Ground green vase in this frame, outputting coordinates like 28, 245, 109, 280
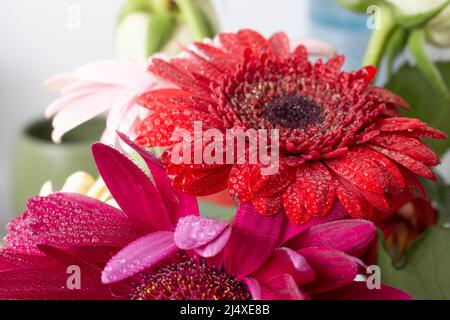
12, 118, 105, 215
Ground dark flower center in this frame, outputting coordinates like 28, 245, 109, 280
263, 94, 324, 129
130, 258, 251, 300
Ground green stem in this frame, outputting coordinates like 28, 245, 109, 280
408, 29, 450, 101
385, 28, 408, 78
363, 3, 396, 67
151, 0, 171, 14
174, 0, 211, 41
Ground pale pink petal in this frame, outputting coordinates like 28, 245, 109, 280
223, 203, 283, 279
45, 83, 112, 118
287, 220, 376, 256
194, 226, 232, 258
102, 231, 178, 284
59, 80, 107, 95
43, 74, 78, 91
51, 88, 131, 143
74, 60, 151, 86
251, 248, 315, 286
174, 215, 229, 250
290, 38, 336, 56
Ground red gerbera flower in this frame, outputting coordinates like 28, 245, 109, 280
136, 29, 446, 224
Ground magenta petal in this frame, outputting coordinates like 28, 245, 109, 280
252, 248, 315, 286
287, 220, 376, 256
243, 277, 262, 300
259, 274, 309, 300
314, 281, 413, 300
4, 193, 146, 255
117, 132, 199, 224
174, 215, 229, 250
92, 143, 173, 231
223, 203, 283, 279
0, 250, 54, 272
194, 226, 232, 258
298, 247, 359, 295
279, 202, 348, 245
102, 231, 178, 284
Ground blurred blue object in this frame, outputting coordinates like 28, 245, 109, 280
309, 0, 371, 71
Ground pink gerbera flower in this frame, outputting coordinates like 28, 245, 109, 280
0, 134, 409, 300
44, 60, 161, 146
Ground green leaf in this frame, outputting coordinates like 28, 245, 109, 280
407, 29, 450, 100
146, 12, 177, 56
385, 62, 450, 155
422, 179, 450, 225
396, 0, 450, 29
377, 226, 450, 299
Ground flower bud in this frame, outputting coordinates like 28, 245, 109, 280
115, 0, 217, 65
386, 0, 450, 47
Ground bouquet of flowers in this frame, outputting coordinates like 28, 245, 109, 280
1, 0, 449, 300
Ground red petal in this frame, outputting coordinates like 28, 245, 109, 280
352, 66, 377, 84
228, 164, 254, 201
138, 89, 213, 112
369, 145, 437, 180
295, 162, 335, 218
219, 32, 246, 56
229, 161, 295, 202
137, 108, 222, 147
369, 87, 410, 109
371, 133, 440, 166
137, 112, 192, 147
376, 117, 426, 132
237, 29, 272, 57
325, 55, 345, 74
360, 190, 391, 212
172, 166, 232, 196
173, 52, 224, 80
251, 193, 284, 216
268, 32, 290, 60
404, 126, 448, 140
149, 58, 209, 94
325, 151, 388, 195
282, 183, 311, 224
354, 146, 406, 191
194, 42, 236, 71
334, 176, 370, 219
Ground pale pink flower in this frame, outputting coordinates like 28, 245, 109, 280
44, 60, 161, 146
